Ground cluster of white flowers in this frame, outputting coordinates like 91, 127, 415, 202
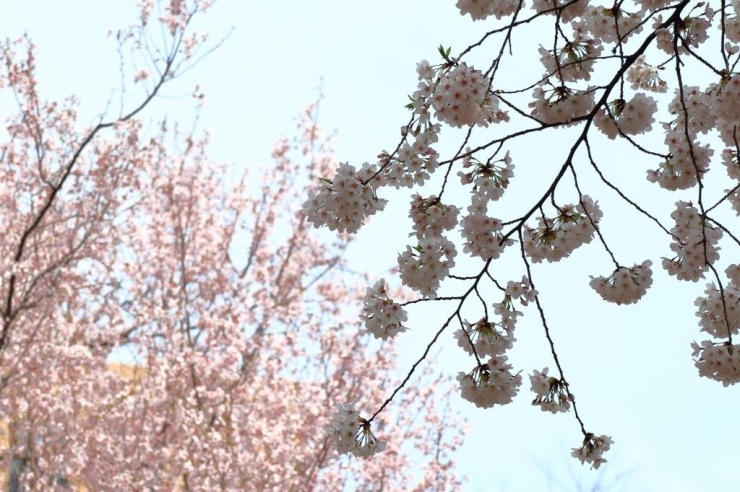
454, 317, 514, 358
460, 209, 512, 260
492, 295, 524, 331
398, 237, 457, 298
409, 194, 460, 240
626, 55, 667, 93
380, 124, 441, 189
457, 356, 522, 408
460, 186, 517, 260
722, 148, 740, 181
454, 283, 533, 412
726, 186, 740, 216
594, 93, 657, 140
529, 83, 595, 125
633, 0, 673, 13
523, 196, 602, 263
361, 279, 408, 340
654, 12, 711, 55
724, 1, 740, 44
408, 61, 437, 132
303, 162, 387, 233
532, 0, 587, 23
710, 75, 740, 148
647, 129, 713, 190
695, 284, 740, 338
456, 0, 520, 21
530, 368, 571, 414
721, 149, 740, 214
457, 151, 516, 261
571, 433, 614, 470
458, 150, 514, 203
415, 59, 436, 82
589, 260, 653, 305
429, 63, 509, 128
691, 341, 740, 387
505, 277, 538, 305
666, 85, 714, 136
580, 5, 644, 44
662, 201, 722, 282
538, 31, 603, 82
692, 265, 740, 385
328, 404, 387, 458
398, 195, 460, 297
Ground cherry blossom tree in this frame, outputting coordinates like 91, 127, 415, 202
0, 1, 464, 489
305, 0, 740, 471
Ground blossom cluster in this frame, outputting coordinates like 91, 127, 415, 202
711, 75, 740, 148
647, 128, 714, 191
492, 296, 524, 332
662, 201, 722, 282
695, 284, 740, 338
666, 85, 714, 136
458, 150, 514, 203
530, 368, 571, 414
455, 317, 514, 359
722, 148, 740, 215
303, 162, 387, 233
589, 260, 653, 305
725, 0, 740, 44
722, 148, 740, 182
458, 151, 516, 261
692, 265, 740, 386
504, 277, 538, 306
454, 279, 533, 359
654, 11, 711, 55
532, 0, 587, 22
523, 196, 602, 263
328, 404, 387, 458
460, 198, 514, 261
409, 194, 460, 240
379, 124, 441, 189
454, 281, 537, 415
594, 93, 657, 140
456, 0, 520, 21
361, 279, 408, 340
571, 433, 614, 470
626, 56, 667, 93
457, 356, 522, 408
529, 82, 595, 125
633, 0, 673, 11
691, 341, 740, 387
580, 5, 644, 44
538, 31, 603, 83
397, 237, 457, 298
419, 62, 508, 128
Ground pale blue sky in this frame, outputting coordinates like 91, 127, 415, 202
4, 1, 739, 491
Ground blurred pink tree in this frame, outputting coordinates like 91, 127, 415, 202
0, 1, 463, 490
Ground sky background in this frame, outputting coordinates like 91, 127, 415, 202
3, 1, 739, 491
